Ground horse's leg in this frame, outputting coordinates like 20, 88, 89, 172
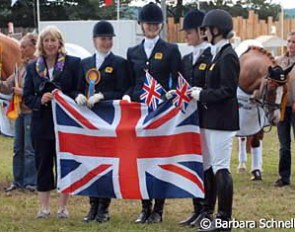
237, 137, 247, 173
250, 131, 264, 181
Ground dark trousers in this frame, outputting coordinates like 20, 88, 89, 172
33, 138, 56, 191
277, 107, 295, 183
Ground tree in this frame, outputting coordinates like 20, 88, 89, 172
0, 0, 135, 30
0, 0, 283, 30
40, 0, 134, 21
183, 0, 281, 20
243, 0, 281, 20
0, 0, 36, 28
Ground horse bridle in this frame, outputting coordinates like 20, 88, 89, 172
258, 79, 283, 110
253, 76, 287, 132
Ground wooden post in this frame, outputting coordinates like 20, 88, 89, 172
166, 13, 295, 43
167, 17, 175, 42
179, 17, 184, 43
160, 0, 167, 40
247, 11, 255, 39
267, 16, 273, 35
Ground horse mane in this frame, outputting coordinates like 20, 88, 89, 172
244, 46, 276, 66
0, 33, 21, 80
239, 45, 278, 95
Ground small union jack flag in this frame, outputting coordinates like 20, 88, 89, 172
173, 73, 192, 112
140, 71, 165, 111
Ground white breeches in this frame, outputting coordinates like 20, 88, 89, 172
201, 128, 236, 174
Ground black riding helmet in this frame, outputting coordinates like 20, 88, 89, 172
93, 21, 115, 38
138, 2, 163, 24
201, 9, 233, 37
182, 9, 205, 31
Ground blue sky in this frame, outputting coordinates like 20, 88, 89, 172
273, 0, 295, 9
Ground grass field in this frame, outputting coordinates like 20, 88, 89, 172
0, 129, 295, 232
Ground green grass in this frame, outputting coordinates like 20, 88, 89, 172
0, 129, 294, 232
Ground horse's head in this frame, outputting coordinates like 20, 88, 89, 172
259, 64, 294, 125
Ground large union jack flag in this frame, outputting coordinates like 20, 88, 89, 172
52, 90, 203, 199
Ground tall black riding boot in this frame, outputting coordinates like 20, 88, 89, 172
198, 169, 233, 232
215, 169, 233, 231
192, 167, 216, 227
147, 199, 165, 223
96, 198, 111, 223
179, 198, 202, 226
83, 197, 99, 222
134, 200, 152, 224
204, 167, 217, 214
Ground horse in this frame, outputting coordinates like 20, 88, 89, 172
0, 33, 21, 80
0, 34, 21, 136
236, 46, 294, 181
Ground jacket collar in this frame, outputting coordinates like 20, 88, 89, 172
140, 38, 164, 60
212, 43, 231, 62
93, 52, 114, 70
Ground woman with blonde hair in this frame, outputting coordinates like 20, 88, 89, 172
0, 33, 38, 192
23, 26, 81, 219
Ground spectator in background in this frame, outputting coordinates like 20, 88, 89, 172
274, 31, 295, 187
23, 26, 81, 219
0, 33, 37, 192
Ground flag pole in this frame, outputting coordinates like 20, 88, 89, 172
281, 4, 284, 55
36, 0, 40, 33
160, 0, 167, 40
117, 0, 120, 20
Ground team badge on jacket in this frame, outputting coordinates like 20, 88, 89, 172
154, 52, 163, 60
199, 63, 207, 70
105, 66, 113, 73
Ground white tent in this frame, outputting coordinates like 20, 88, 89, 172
255, 35, 286, 56
255, 35, 287, 48
235, 39, 263, 57
65, 43, 91, 59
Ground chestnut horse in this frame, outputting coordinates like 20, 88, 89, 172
236, 46, 294, 180
0, 33, 21, 80
0, 33, 20, 136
